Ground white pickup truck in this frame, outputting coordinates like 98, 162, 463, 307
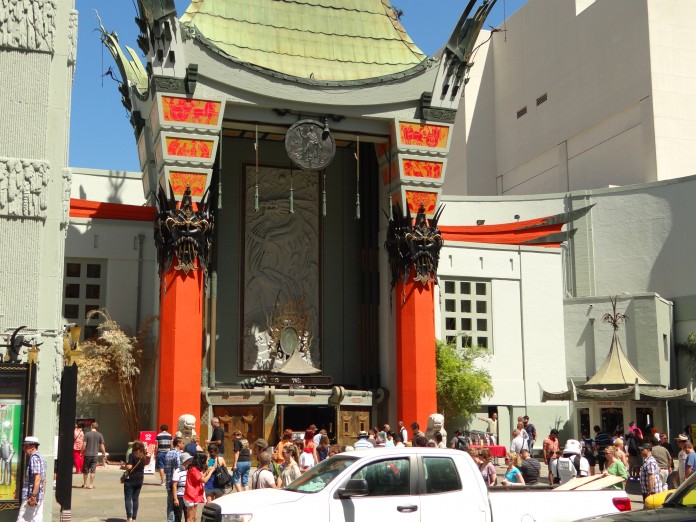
202, 448, 631, 522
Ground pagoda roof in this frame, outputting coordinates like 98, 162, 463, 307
179, 0, 428, 83
583, 332, 651, 387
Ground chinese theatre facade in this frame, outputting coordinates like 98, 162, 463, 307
100, 0, 500, 445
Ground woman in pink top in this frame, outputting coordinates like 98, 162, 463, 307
184, 453, 215, 521
73, 424, 84, 474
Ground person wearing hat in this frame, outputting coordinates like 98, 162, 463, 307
354, 430, 372, 450
171, 452, 193, 522
549, 439, 589, 485
17, 436, 46, 522
251, 439, 281, 488
639, 443, 666, 500
676, 434, 689, 485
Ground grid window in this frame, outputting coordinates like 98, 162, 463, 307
441, 278, 492, 351
63, 259, 106, 341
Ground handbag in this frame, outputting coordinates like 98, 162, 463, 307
121, 456, 143, 483
214, 457, 232, 488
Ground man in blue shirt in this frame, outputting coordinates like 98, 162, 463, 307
18, 436, 46, 522
593, 425, 612, 473
164, 437, 184, 522
156, 424, 173, 486
684, 441, 696, 479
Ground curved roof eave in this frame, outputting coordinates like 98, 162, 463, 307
183, 38, 439, 110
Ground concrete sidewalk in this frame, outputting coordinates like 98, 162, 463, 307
52, 465, 171, 522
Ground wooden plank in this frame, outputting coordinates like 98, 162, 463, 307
553, 475, 625, 491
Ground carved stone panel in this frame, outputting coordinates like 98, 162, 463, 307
0, 0, 57, 53
0, 157, 50, 218
242, 166, 320, 372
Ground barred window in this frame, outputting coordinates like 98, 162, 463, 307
63, 259, 106, 340
441, 278, 492, 350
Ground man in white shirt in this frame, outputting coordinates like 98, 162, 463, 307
677, 434, 688, 485
510, 429, 525, 454
477, 412, 498, 444
550, 439, 590, 485
251, 452, 277, 489
398, 421, 408, 445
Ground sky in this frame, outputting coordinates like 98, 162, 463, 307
69, 0, 526, 173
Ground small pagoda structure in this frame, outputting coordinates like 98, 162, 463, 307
541, 298, 693, 434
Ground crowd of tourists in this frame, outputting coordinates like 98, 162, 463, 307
503, 421, 696, 501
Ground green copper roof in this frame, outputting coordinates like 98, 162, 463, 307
180, 0, 428, 82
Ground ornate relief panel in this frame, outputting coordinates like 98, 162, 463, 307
0, 0, 56, 53
242, 166, 320, 372
0, 157, 50, 218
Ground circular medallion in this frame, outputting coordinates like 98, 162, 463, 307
285, 119, 336, 171
279, 327, 300, 356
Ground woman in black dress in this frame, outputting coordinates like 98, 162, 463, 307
124, 440, 146, 522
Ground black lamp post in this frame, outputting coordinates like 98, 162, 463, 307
56, 326, 81, 522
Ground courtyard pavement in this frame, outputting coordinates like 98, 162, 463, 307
50, 461, 645, 521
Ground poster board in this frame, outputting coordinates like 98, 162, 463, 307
0, 364, 33, 510
140, 431, 157, 475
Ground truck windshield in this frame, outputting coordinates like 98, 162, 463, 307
667, 473, 696, 508
285, 456, 358, 494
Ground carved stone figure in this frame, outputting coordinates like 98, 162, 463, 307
425, 413, 447, 442
175, 414, 197, 444
61, 167, 72, 228
385, 202, 444, 289
0, 434, 13, 485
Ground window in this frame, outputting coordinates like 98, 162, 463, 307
423, 457, 461, 494
351, 458, 411, 496
441, 278, 492, 350
62, 259, 106, 341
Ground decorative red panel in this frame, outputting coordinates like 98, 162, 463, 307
169, 171, 208, 198
405, 191, 438, 215
402, 159, 443, 179
399, 122, 449, 149
161, 96, 221, 126
165, 137, 215, 159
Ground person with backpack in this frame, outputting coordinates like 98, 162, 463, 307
581, 430, 596, 476
450, 430, 468, 451
625, 429, 642, 480
204, 444, 228, 502
549, 439, 590, 485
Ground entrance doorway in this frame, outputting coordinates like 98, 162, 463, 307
600, 407, 624, 434
282, 405, 336, 440
636, 408, 654, 437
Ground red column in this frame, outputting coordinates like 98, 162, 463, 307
157, 261, 203, 433
395, 275, 438, 435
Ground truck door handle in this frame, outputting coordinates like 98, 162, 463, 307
397, 505, 418, 513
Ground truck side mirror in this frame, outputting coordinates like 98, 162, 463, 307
338, 479, 369, 498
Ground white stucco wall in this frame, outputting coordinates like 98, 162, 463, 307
452, 0, 696, 196
70, 167, 146, 205
435, 197, 571, 445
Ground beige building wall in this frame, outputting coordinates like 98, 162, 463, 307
452, 0, 696, 197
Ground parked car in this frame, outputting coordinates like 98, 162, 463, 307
202, 448, 631, 522
574, 472, 696, 521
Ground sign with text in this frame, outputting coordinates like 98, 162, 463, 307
139, 431, 157, 475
